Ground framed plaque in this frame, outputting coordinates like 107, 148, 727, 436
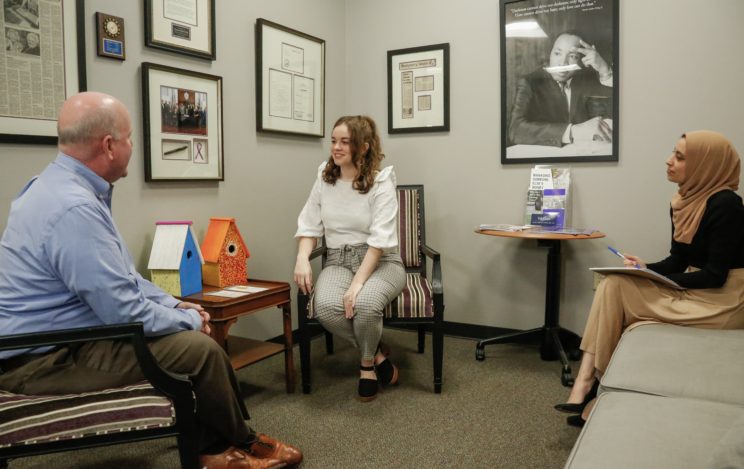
141, 62, 224, 181
255, 18, 325, 137
387, 43, 450, 134
0, 0, 86, 144
96, 12, 125, 60
144, 0, 215, 60
500, 0, 619, 164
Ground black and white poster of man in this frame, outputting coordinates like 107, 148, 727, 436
500, 0, 618, 164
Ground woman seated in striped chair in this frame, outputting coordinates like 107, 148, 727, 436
294, 115, 406, 402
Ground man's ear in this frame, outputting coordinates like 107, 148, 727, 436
101, 134, 114, 159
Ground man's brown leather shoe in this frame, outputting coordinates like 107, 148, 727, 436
249, 433, 303, 466
199, 446, 286, 469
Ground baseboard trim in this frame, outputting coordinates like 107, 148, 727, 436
266, 321, 577, 345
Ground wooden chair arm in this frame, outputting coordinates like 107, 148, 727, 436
0, 323, 193, 402
422, 243, 443, 294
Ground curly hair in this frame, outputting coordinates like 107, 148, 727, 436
322, 115, 384, 194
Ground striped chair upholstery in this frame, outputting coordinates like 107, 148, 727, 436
297, 185, 445, 393
0, 324, 200, 469
0, 383, 176, 449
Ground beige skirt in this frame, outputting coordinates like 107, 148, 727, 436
581, 268, 744, 372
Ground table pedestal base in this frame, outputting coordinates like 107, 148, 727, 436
474, 238, 586, 387
475, 326, 581, 386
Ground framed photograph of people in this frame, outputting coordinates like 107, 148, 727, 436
500, 0, 619, 164
144, 0, 216, 60
255, 18, 325, 137
0, 0, 86, 144
387, 43, 450, 134
141, 62, 223, 181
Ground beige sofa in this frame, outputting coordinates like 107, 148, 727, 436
564, 324, 744, 469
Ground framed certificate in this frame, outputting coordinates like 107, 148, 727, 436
144, 0, 216, 60
255, 18, 325, 137
0, 0, 86, 144
500, 0, 619, 164
387, 43, 450, 134
141, 62, 223, 181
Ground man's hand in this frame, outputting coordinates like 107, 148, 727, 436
343, 282, 363, 319
575, 39, 611, 79
294, 257, 314, 295
571, 117, 612, 143
176, 301, 211, 335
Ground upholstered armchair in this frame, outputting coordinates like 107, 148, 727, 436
0, 323, 200, 469
297, 184, 444, 393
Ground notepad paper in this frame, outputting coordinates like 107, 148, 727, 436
225, 285, 268, 294
590, 267, 685, 290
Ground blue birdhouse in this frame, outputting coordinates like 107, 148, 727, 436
148, 221, 204, 297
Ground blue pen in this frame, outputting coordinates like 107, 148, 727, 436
608, 246, 640, 268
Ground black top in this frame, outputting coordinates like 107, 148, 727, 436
647, 190, 744, 289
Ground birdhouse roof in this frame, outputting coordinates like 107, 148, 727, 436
147, 221, 204, 270
201, 217, 249, 263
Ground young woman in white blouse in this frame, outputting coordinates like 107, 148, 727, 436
294, 115, 406, 402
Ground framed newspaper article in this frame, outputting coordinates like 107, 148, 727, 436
387, 43, 450, 134
501, 0, 619, 164
255, 18, 325, 137
144, 0, 216, 60
141, 62, 223, 181
0, 0, 86, 144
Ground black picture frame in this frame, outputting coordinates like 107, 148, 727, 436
0, 0, 86, 144
500, 0, 619, 164
387, 43, 450, 134
144, 0, 216, 60
255, 18, 325, 137
141, 62, 224, 181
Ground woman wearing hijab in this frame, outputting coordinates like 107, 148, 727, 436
555, 130, 744, 426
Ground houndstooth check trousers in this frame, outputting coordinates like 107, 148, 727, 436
312, 244, 406, 360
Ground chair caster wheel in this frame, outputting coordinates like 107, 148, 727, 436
476, 346, 485, 361
561, 371, 574, 387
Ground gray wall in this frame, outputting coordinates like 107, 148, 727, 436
1, 0, 743, 340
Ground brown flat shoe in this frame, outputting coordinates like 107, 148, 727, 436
200, 446, 286, 469
250, 433, 304, 466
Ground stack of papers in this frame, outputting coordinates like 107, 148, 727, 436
590, 267, 685, 290
205, 285, 269, 298
478, 224, 536, 232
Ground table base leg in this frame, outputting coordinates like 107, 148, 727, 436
476, 326, 579, 387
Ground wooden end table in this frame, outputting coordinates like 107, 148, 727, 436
179, 279, 294, 393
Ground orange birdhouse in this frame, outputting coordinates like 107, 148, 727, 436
200, 217, 250, 287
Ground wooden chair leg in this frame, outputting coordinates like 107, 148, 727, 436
298, 294, 313, 394
433, 295, 444, 393
417, 326, 426, 353
324, 331, 334, 354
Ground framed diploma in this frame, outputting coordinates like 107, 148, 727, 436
144, 0, 216, 60
141, 62, 224, 181
387, 43, 449, 134
0, 0, 86, 144
500, 0, 619, 164
255, 18, 325, 137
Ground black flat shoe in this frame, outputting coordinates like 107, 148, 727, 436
566, 414, 585, 428
358, 365, 378, 402
554, 380, 599, 414
375, 357, 399, 387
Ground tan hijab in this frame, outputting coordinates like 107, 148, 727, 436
671, 130, 740, 244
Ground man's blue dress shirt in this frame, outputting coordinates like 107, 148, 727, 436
0, 153, 201, 358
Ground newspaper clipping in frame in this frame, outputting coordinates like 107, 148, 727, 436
2, 0, 68, 123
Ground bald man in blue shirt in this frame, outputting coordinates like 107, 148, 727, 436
0, 92, 301, 469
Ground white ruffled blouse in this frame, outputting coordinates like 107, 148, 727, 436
295, 162, 398, 251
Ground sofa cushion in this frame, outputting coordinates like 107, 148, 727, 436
0, 382, 176, 448
600, 324, 744, 406
707, 414, 744, 469
565, 392, 744, 469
